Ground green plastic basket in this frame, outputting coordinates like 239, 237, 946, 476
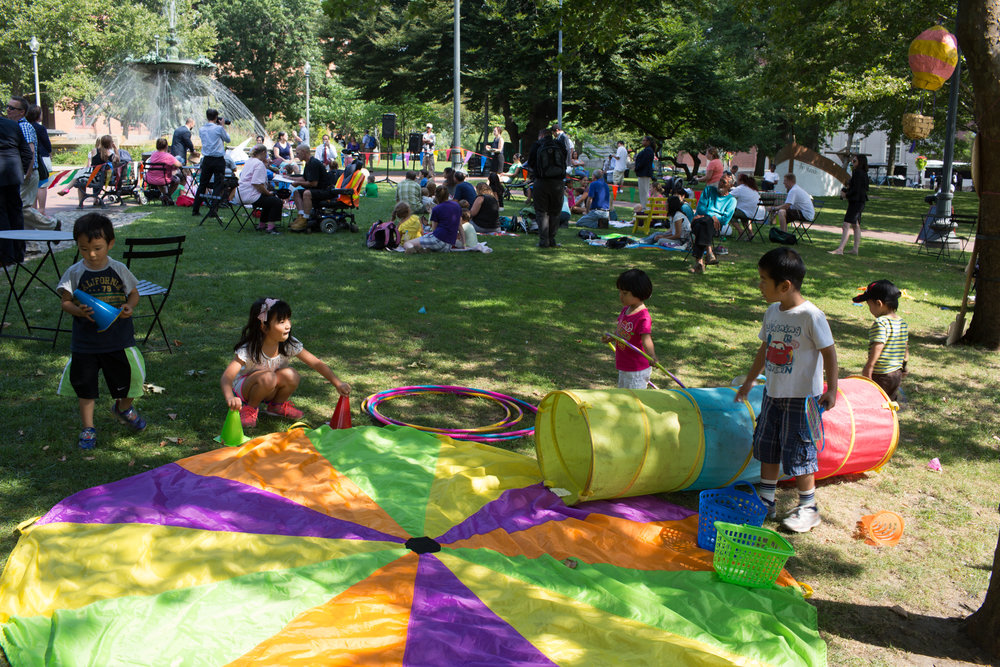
712, 521, 795, 588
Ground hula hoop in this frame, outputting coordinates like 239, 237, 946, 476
362, 385, 537, 442
604, 331, 686, 388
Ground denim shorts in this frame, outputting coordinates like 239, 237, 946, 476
752, 391, 819, 477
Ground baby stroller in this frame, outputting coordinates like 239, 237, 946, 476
306, 167, 366, 234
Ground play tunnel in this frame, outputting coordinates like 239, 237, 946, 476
535, 376, 898, 505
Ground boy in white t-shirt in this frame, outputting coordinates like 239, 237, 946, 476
735, 248, 838, 533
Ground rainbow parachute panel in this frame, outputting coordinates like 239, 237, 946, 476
0, 425, 825, 666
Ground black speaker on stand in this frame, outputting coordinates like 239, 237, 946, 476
378, 113, 397, 184
408, 133, 422, 170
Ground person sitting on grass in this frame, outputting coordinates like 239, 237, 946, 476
575, 170, 611, 229
402, 185, 460, 254
392, 201, 423, 243
455, 207, 479, 249
641, 196, 690, 248
396, 170, 423, 216
468, 181, 500, 233
144, 137, 183, 205
688, 173, 736, 274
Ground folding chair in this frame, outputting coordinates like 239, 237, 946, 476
631, 197, 670, 236
122, 236, 185, 353
790, 200, 821, 243
951, 214, 978, 259
225, 186, 259, 232
735, 204, 768, 242
198, 176, 239, 228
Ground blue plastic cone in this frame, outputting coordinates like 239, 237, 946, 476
73, 289, 122, 332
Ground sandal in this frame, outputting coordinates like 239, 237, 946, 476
705, 257, 719, 265
687, 265, 704, 274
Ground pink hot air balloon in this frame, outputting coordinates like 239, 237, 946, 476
908, 26, 958, 91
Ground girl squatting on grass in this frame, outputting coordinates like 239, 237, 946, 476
221, 298, 351, 428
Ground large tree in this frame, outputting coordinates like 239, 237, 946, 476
955, 0, 1000, 351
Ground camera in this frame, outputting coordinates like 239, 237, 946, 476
219, 117, 231, 125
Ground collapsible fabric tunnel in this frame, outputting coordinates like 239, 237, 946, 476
0, 425, 827, 666
536, 376, 897, 504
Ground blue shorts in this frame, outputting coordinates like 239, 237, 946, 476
752, 391, 818, 477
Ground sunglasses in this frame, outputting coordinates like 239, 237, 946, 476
6, 105, 25, 112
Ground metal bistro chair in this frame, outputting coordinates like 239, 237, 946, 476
122, 236, 185, 353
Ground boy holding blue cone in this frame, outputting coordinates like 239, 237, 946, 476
57, 213, 147, 449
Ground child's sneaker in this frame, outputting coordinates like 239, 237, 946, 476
240, 404, 259, 428
264, 400, 303, 420
78, 427, 97, 450
111, 402, 147, 431
782, 505, 821, 533
762, 498, 778, 521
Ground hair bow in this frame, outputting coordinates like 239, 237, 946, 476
258, 298, 279, 324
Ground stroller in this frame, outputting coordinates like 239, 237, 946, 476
77, 159, 147, 207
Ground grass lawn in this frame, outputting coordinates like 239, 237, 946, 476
1, 184, 997, 665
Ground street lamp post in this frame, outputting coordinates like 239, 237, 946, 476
29, 36, 40, 107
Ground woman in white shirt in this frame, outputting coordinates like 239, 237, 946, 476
642, 196, 691, 248
237, 144, 284, 234
729, 173, 763, 239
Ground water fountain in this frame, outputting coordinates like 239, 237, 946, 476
82, 0, 266, 142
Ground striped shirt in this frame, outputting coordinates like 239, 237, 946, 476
18, 118, 37, 168
869, 316, 908, 374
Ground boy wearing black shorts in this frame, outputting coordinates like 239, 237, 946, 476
57, 213, 147, 449
735, 248, 838, 533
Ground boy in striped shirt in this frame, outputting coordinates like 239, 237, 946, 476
854, 280, 908, 401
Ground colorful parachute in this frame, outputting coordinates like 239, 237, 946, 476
908, 25, 959, 91
1, 425, 826, 665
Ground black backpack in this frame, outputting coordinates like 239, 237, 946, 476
366, 220, 399, 250
536, 138, 567, 179
769, 227, 797, 245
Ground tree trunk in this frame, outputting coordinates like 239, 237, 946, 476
957, 0, 1000, 349
964, 525, 1000, 657
754, 149, 767, 177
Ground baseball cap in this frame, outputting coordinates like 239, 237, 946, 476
853, 279, 901, 303
426, 123, 433, 129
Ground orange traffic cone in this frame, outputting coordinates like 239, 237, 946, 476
329, 395, 352, 429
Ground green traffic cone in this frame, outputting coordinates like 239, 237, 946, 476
220, 409, 249, 447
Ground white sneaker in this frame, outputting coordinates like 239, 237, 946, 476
782, 505, 820, 533
762, 499, 777, 521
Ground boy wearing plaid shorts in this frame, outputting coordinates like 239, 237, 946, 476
735, 248, 838, 533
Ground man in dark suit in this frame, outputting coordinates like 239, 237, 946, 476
0, 114, 31, 265
171, 117, 195, 165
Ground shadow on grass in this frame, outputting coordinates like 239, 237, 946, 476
811, 598, 993, 665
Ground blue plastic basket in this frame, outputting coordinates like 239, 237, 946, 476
697, 481, 768, 551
